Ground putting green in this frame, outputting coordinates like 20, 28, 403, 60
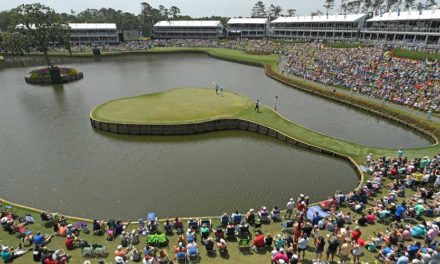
91, 88, 253, 124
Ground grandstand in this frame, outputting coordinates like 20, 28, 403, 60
268, 14, 367, 41
226, 18, 269, 38
361, 9, 440, 47
69, 23, 119, 45
152, 21, 224, 39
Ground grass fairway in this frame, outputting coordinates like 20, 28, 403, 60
148, 47, 279, 67
91, 88, 252, 125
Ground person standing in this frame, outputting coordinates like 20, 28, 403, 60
255, 100, 260, 113
220, 85, 224, 97
428, 109, 433, 120
285, 198, 295, 219
213, 82, 219, 95
398, 148, 404, 159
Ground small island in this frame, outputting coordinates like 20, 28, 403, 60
24, 66, 83, 85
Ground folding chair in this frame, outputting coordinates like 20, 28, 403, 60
188, 249, 200, 263
237, 237, 251, 255
175, 252, 187, 263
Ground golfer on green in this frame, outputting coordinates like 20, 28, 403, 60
255, 99, 260, 113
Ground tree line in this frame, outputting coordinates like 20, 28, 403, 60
0, 2, 198, 36
250, 0, 438, 20
322, 0, 437, 16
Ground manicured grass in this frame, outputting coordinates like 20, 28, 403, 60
91, 88, 252, 125
92, 86, 439, 165
326, 42, 372, 49
394, 48, 440, 60
148, 47, 279, 67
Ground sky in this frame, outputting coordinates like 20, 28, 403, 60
0, 0, 343, 17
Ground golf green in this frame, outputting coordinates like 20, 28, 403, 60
91, 88, 253, 124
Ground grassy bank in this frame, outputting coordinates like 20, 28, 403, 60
393, 48, 440, 60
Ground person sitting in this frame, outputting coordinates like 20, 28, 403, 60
40, 211, 53, 223
163, 219, 173, 234
143, 243, 156, 258
92, 220, 104, 235
173, 218, 183, 235
265, 234, 273, 247
214, 227, 225, 241
130, 247, 141, 262
156, 249, 169, 264
64, 235, 78, 250
237, 220, 250, 238
147, 220, 158, 234
246, 209, 256, 225
57, 223, 67, 237
33, 232, 51, 247
115, 220, 126, 235
186, 228, 196, 243
231, 211, 242, 225
174, 242, 186, 253
114, 245, 129, 260
204, 237, 215, 254
129, 229, 139, 245
259, 206, 271, 222
366, 211, 376, 224
1, 246, 29, 262
186, 241, 199, 259
188, 218, 199, 232
252, 232, 265, 251
217, 238, 228, 255
120, 231, 130, 247
220, 213, 230, 226
175, 241, 187, 258
138, 219, 146, 234
24, 214, 35, 224
200, 224, 210, 241
49, 248, 68, 264
271, 207, 281, 222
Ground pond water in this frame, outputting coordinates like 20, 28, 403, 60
0, 53, 427, 218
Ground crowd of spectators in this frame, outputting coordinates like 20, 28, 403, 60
3, 149, 440, 264
282, 43, 440, 113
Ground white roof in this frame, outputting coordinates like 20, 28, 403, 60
368, 9, 440, 22
69, 23, 117, 30
271, 14, 367, 23
227, 18, 268, 24
154, 20, 222, 27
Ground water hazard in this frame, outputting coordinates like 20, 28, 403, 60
0, 53, 427, 218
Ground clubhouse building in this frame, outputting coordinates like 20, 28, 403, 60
361, 9, 440, 47
268, 14, 368, 41
226, 18, 269, 38
152, 21, 224, 39
69, 23, 119, 45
